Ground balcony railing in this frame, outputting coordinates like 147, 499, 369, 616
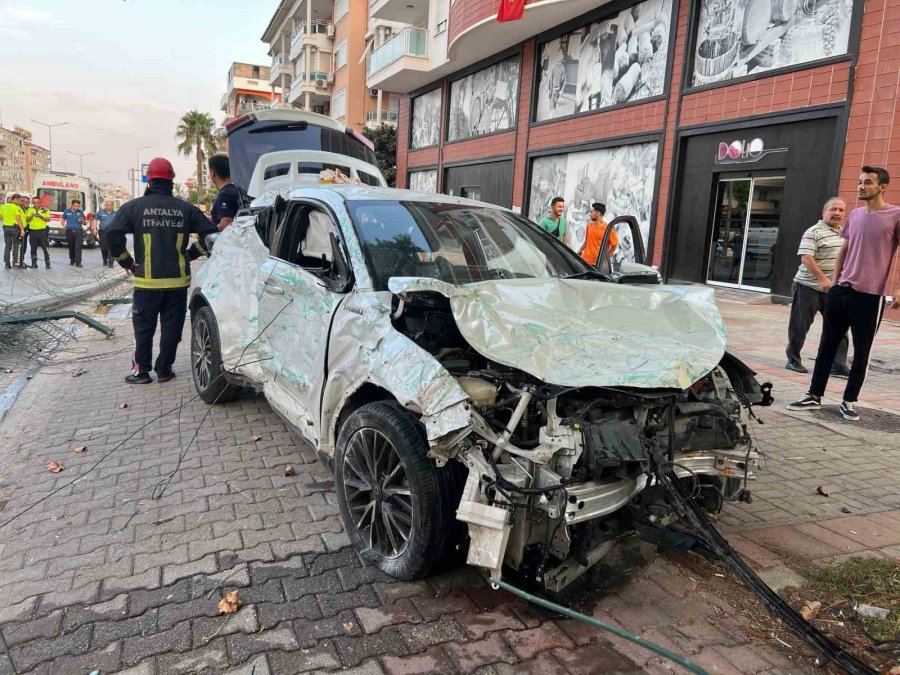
365, 110, 400, 123
367, 27, 427, 76
294, 71, 330, 82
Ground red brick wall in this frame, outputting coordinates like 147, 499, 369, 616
837, 0, 900, 313
679, 62, 851, 127
448, 0, 540, 48
442, 132, 517, 164
651, 0, 690, 267
407, 147, 440, 169
528, 100, 667, 150
396, 96, 410, 188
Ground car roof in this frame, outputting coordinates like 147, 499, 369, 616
270, 184, 511, 210
243, 108, 349, 133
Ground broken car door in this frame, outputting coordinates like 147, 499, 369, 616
257, 202, 349, 441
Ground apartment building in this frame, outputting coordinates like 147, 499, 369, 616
220, 62, 282, 120
385, 0, 900, 317
261, 0, 400, 131
0, 126, 27, 195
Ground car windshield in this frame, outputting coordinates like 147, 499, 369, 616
347, 200, 592, 290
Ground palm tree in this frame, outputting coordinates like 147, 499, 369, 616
175, 110, 217, 193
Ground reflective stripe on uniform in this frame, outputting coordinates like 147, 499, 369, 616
116, 251, 132, 261
176, 233, 186, 277
133, 275, 191, 290
143, 233, 152, 279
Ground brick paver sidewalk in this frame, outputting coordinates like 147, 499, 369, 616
0, 297, 896, 674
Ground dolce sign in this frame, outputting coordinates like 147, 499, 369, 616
715, 138, 788, 164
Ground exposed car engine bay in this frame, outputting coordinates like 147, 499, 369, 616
392, 290, 772, 591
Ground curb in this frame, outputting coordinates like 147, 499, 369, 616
0, 271, 129, 316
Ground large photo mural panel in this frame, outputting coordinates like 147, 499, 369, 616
535, 0, 672, 122
447, 57, 520, 142
692, 0, 853, 86
409, 169, 438, 193
528, 141, 659, 261
411, 89, 442, 149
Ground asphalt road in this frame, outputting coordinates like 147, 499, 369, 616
0, 235, 131, 308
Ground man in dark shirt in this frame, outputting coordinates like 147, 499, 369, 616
208, 154, 246, 231
95, 200, 118, 268
62, 199, 86, 266
108, 158, 217, 384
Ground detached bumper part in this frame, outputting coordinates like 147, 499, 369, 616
456, 474, 511, 581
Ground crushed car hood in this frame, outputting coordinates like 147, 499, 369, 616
388, 277, 727, 390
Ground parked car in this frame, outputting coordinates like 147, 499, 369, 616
189, 185, 771, 591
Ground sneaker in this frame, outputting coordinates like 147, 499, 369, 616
30, 262, 37, 269
840, 401, 859, 421
4, 263, 10, 270
69, 261, 75, 266
75, 263, 83, 267
45, 263, 51, 270
125, 372, 153, 384
156, 371, 175, 383
786, 393, 821, 411
831, 365, 851, 379
785, 360, 808, 374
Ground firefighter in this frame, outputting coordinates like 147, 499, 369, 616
107, 158, 217, 384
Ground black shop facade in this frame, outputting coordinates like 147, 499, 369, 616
663, 107, 846, 301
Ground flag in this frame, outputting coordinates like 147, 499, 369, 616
497, 0, 525, 22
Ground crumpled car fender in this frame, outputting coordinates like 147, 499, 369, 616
317, 291, 471, 455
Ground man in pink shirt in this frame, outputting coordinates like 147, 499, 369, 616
788, 166, 900, 420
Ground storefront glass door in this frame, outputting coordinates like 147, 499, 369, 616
707, 176, 784, 292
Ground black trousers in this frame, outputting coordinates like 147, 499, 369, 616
29, 229, 50, 265
99, 229, 109, 264
132, 288, 188, 375
786, 282, 848, 368
810, 284, 885, 402
20, 228, 29, 259
66, 229, 83, 264
3, 227, 23, 266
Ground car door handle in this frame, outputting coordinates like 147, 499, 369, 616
263, 282, 284, 296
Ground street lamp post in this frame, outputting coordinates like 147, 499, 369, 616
135, 146, 151, 198
66, 151, 94, 178
29, 119, 69, 170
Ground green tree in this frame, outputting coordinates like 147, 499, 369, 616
363, 123, 397, 187
175, 110, 218, 193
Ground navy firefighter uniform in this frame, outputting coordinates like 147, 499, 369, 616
107, 157, 217, 384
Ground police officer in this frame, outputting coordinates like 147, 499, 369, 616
1, 194, 27, 269
26, 196, 52, 269
108, 158, 217, 384
208, 154, 247, 231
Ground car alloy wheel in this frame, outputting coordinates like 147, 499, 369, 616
192, 316, 213, 391
341, 427, 413, 559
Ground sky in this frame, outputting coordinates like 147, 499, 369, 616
0, 0, 272, 191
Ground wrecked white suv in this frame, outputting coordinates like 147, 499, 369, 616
189, 186, 772, 591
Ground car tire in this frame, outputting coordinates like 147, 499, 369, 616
190, 305, 241, 404
335, 401, 460, 580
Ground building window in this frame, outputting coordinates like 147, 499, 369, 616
409, 169, 437, 193
447, 56, 520, 143
411, 88, 441, 149
528, 141, 659, 253
691, 0, 854, 86
535, 0, 672, 123
334, 39, 348, 70
334, 0, 348, 22
332, 88, 347, 120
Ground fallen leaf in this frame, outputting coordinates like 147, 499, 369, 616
218, 590, 241, 614
71, 368, 83, 377
815, 486, 829, 497
840, 507, 852, 514
72, 446, 87, 454
118, 403, 129, 409
284, 465, 296, 477
46, 460, 63, 473
342, 621, 354, 631
2, 368, 12, 374
747, 628, 767, 640
800, 600, 822, 621
250, 435, 261, 442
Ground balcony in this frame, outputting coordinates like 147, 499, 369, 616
364, 109, 399, 129
269, 56, 285, 84
289, 72, 332, 104
370, 0, 429, 26
366, 27, 429, 91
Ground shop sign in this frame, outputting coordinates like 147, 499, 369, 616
715, 138, 788, 165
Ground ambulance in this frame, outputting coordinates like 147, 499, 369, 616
34, 173, 102, 247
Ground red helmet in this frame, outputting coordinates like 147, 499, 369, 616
146, 157, 175, 180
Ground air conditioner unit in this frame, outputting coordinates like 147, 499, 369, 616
316, 79, 327, 88
326, 23, 335, 37
369, 88, 378, 97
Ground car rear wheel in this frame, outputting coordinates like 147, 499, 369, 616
335, 401, 459, 580
191, 305, 241, 404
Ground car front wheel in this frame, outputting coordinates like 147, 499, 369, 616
335, 401, 460, 580
191, 305, 241, 404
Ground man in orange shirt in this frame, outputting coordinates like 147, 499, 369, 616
578, 202, 618, 267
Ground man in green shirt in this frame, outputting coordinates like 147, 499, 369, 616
26, 196, 52, 269
1, 194, 27, 269
538, 196, 568, 246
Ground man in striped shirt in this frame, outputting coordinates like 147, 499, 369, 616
785, 197, 850, 376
